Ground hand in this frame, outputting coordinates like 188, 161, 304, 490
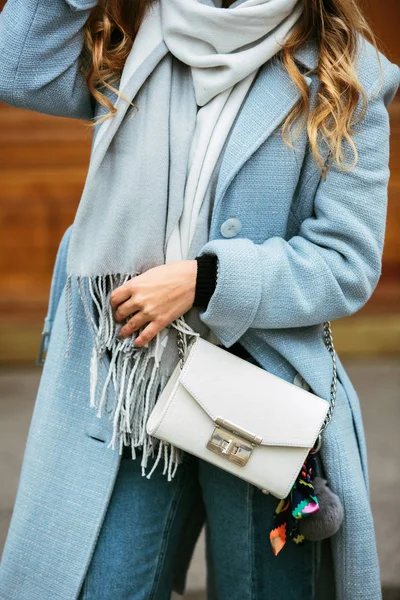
110, 261, 197, 347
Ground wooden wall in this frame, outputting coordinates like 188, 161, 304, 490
0, 108, 92, 361
0, 1, 399, 361
364, 0, 399, 65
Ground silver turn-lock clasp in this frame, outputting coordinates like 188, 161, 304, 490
207, 417, 262, 467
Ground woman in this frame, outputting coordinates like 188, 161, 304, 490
0, 0, 398, 597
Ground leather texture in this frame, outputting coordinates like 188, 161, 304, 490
146, 337, 329, 499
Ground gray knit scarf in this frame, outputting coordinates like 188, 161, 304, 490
66, 52, 201, 477
64, 0, 302, 478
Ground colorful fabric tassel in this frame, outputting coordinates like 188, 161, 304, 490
269, 450, 320, 556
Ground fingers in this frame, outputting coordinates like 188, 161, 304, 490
113, 299, 140, 323
112, 285, 145, 323
119, 313, 168, 346
119, 311, 149, 338
110, 284, 133, 312
134, 321, 163, 348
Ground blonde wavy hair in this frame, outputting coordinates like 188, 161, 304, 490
80, 0, 382, 178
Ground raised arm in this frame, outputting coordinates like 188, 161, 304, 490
0, 0, 97, 119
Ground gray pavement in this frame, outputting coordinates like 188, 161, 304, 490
1, 358, 399, 598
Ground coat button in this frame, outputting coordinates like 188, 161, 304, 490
293, 373, 311, 392
220, 218, 242, 238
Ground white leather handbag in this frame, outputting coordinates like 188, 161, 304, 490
146, 322, 337, 500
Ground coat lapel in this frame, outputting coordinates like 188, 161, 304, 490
213, 41, 318, 211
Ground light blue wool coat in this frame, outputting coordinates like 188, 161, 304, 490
0, 0, 399, 599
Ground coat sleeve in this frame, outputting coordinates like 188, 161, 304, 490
0, 0, 97, 119
197, 60, 400, 348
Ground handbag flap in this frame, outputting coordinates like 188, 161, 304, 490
179, 337, 329, 448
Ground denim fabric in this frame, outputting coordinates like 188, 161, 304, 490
78, 454, 199, 600
78, 453, 321, 600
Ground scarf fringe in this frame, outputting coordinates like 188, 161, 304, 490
65, 273, 184, 480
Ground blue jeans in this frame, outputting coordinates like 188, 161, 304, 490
78, 451, 327, 600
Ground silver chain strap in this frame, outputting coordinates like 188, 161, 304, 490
176, 320, 337, 436
319, 321, 337, 434
177, 326, 187, 370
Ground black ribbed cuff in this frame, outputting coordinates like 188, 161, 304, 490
193, 254, 218, 311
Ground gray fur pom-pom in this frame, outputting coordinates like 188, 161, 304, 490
298, 476, 344, 541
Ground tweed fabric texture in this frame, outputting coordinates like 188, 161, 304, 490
0, 269, 121, 600
0, 1, 399, 598
0, 0, 96, 118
